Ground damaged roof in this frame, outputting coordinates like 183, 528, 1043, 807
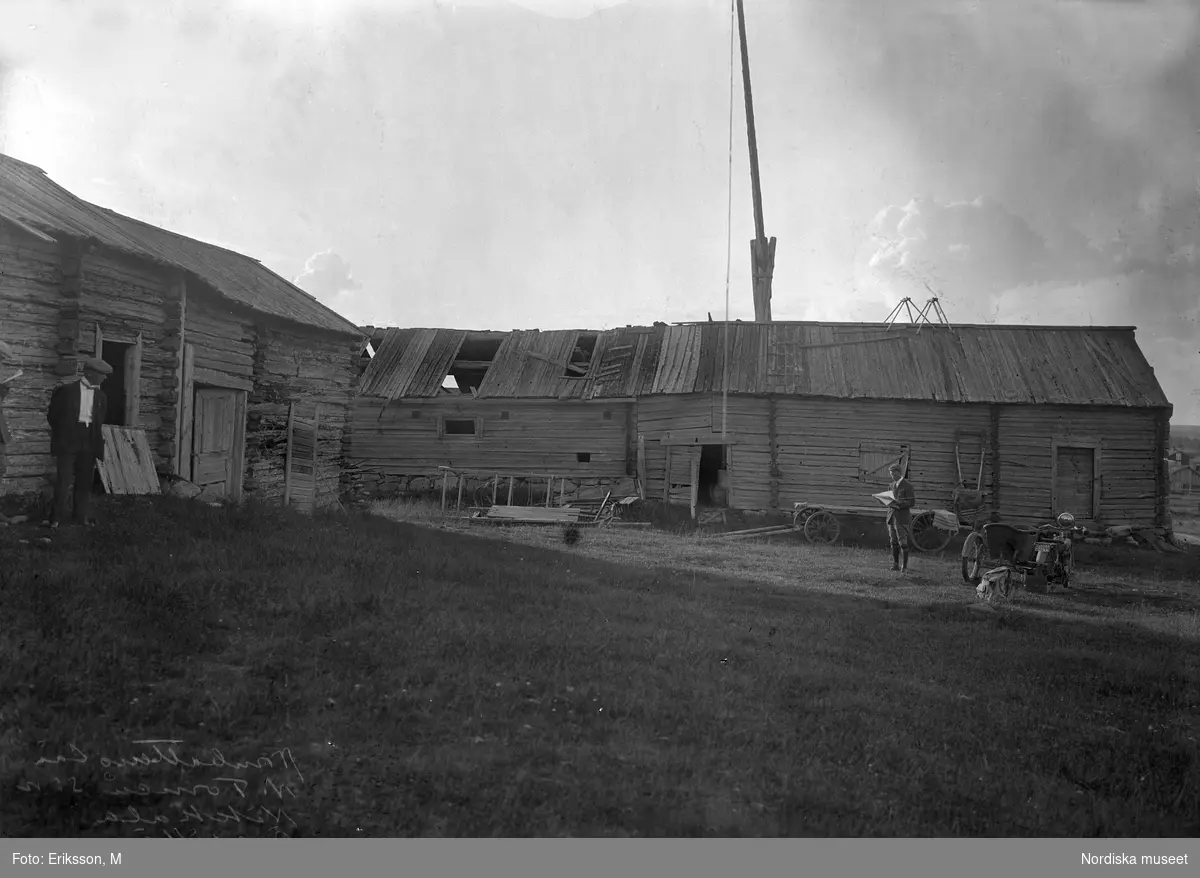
0, 153, 362, 337
357, 321, 1171, 408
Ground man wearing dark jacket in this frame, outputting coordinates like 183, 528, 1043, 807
46, 357, 112, 528
886, 462, 916, 572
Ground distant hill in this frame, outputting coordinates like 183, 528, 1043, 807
1169, 424, 1200, 453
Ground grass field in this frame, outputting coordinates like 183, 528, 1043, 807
1, 494, 1198, 837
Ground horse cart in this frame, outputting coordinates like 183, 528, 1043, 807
790, 501, 963, 552
789, 431, 987, 553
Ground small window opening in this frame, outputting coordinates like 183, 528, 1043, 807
449, 335, 504, 394
602, 410, 613, 420
444, 419, 476, 436
564, 333, 598, 377
501, 411, 510, 420
577, 452, 591, 463
411, 410, 421, 418
100, 341, 131, 426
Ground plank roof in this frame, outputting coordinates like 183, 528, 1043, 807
357, 321, 1170, 407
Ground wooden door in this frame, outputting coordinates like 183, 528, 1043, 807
285, 402, 321, 513
1054, 445, 1096, 518
192, 388, 240, 498
664, 445, 701, 508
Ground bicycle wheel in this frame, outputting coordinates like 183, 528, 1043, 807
960, 533, 987, 585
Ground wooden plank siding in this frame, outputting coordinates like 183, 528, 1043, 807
0, 224, 66, 493
349, 397, 631, 477
997, 405, 1159, 525
772, 398, 995, 515
245, 326, 358, 509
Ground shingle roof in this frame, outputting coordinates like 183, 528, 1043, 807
358, 321, 1171, 407
0, 153, 362, 337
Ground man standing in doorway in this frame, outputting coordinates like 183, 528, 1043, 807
46, 357, 112, 528
0, 340, 18, 525
886, 462, 916, 572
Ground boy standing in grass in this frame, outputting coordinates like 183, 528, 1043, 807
886, 462, 916, 573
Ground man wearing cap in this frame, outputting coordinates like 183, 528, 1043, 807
0, 340, 16, 525
46, 357, 112, 528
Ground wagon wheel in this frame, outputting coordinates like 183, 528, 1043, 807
911, 510, 954, 553
791, 506, 818, 528
803, 510, 841, 544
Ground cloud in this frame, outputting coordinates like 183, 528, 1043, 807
293, 249, 362, 304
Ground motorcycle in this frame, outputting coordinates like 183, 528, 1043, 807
960, 512, 1087, 605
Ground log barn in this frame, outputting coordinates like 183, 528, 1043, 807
349, 320, 1172, 529
0, 152, 364, 510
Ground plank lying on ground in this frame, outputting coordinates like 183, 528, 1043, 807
483, 506, 582, 522
711, 524, 797, 539
466, 517, 602, 527
710, 525, 796, 537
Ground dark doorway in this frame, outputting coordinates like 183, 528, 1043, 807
100, 341, 130, 426
698, 444, 728, 506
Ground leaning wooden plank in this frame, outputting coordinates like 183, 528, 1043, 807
98, 426, 161, 495
133, 428, 161, 494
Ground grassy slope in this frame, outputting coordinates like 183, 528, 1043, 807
1, 496, 1197, 837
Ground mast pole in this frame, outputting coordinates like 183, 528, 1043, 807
736, 0, 775, 322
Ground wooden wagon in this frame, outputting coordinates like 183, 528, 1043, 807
788, 427, 991, 552
790, 501, 965, 552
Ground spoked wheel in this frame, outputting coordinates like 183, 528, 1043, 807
792, 506, 816, 529
803, 510, 841, 544
961, 533, 987, 585
911, 510, 955, 553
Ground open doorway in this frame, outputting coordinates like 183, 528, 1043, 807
100, 340, 131, 426
698, 444, 729, 506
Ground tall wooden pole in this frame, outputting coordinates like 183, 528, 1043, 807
736, 0, 775, 323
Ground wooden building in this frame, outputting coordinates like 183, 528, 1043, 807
349, 321, 1172, 529
0, 153, 364, 509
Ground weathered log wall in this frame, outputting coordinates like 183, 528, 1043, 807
634, 394, 1165, 527
246, 324, 358, 509
76, 248, 172, 471
635, 394, 765, 507
185, 289, 256, 392
0, 225, 65, 494
997, 405, 1161, 526
771, 397, 994, 515
348, 397, 631, 499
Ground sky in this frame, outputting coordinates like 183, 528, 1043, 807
0, 0, 1198, 423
